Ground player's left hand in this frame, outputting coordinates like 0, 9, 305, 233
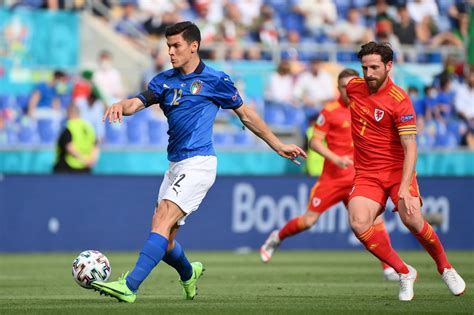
277, 144, 307, 165
398, 187, 418, 215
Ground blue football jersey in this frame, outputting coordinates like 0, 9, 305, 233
138, 61, 243, 162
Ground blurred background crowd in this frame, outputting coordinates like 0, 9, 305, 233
0, 0, 473, 157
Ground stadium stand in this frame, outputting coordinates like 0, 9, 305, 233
0, 0, 472, 151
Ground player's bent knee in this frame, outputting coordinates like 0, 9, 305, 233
302, 212, 320, 227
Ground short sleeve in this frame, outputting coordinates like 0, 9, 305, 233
136, 74, 165, 107
211, 74, 243, 109
312, 111, 330, 139
394, 98, 417, 136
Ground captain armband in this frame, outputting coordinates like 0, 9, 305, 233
136, 90, 160, 107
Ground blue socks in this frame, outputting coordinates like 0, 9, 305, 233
126, 232, 168, 292
162, 240, 193, 281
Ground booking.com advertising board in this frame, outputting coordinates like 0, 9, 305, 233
0, 175, 473, 252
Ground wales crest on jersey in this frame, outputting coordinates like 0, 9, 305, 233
374, 108, 384, 122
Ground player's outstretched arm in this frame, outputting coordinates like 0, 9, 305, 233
233, 105, 307, 164
102, 98, 145, 123
310, 136, 353, 169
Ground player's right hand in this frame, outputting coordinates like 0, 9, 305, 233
335, 155, 353, 169
103, 103, 124, 123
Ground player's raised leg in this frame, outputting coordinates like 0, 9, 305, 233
92, 200, 184, 303
260, 211, 320, 262
397, 195, 466, 296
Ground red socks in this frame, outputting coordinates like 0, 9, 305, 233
356, 225, 409, 274
413, 221, 452, 274
373, 222, 393, 270
278, 216, 307, 241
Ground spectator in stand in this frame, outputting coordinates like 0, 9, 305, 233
296, 0, 337, 38
253, 4, 281, 45
75, 90, 106, 143
114, 1, 146, 40
393, 4, 418, 45
236, 0, 262, 27
406, 0, 439, 24
416, 116, 436, 150
454, 65, 474, 148
27, 70, 68, 118
193, 0, 219, 44
217, 2, 248, 44
265, 60, 295, 106
375, 19, 402, 61
433, 74, 455, 121
141, 49, 167, 90
329, 7, 374, 44
423, 85, 439, 121
408, 86, 426, 117
293, 58, 335, 117
144, 10, 181, 38
433, 55, 462, 88
93, 50, 126, 105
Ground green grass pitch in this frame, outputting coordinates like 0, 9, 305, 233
1, 251, 473, 314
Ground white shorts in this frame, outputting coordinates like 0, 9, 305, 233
157, 155, 217, 225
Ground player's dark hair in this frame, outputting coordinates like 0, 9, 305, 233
165, 21, 201, 51
338, 68, 359, 81
357, 41, 394, 64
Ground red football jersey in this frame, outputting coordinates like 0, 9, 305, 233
347, 77, 417, 172
313, 99, 355, 180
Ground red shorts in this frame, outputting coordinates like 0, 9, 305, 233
348, 170, 420, 210
307, 177, 353, 213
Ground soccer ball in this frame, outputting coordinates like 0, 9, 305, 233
72, 250, 111, 289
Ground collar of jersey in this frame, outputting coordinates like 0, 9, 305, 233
168, 60, 205, 78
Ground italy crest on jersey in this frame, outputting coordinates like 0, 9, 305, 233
190, 80, 202, 94
374, 108, 384, 122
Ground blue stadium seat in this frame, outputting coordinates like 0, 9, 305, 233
284, 107, 306, 126
17, 121, 37, 144
16, 94, 30, 112
234, 131, 254, 146
213, 132, 234, 147
105, 122, 126, 145
147, 119, 168, 145
125, 115, 147, 145
37, 118, 57, 144
264, 105, 286, 126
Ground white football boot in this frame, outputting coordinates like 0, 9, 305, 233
399, 265, 418, 301
383, 267, 399, 281
441, 268, 466, 296
260, 230, 281, 263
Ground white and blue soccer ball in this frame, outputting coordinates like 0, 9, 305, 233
72, 250, 111, 289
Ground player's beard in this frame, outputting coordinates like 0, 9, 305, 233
366, 71, 389, 93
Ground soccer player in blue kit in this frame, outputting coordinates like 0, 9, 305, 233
92, 21, 306, 303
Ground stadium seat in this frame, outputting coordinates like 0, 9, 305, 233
234, 131, 254, 146
284, 107, 306, 127
105, 121, 127, 145
264, 105, 286, 126
16, 94, 30, 112
37, 118, 58, 144
147, 119, 168, 145
17, 120, 37, 144
213, 132, 234, 147
125, 115, 147, 145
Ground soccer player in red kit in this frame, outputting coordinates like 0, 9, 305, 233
260, 68, 399, 281
346, 42, 466, 301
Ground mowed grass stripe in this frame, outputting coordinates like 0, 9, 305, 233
0, 251, 472, 314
